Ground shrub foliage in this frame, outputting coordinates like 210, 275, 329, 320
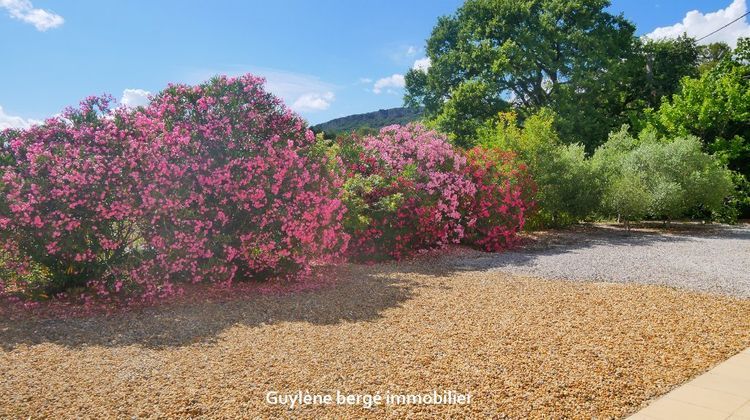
336, 123, 533, 260
593, 128, 735, 225
0, 76, 349, 302
0, 82, 533, 304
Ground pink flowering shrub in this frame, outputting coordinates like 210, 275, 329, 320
337, 124, 477, 260
462, 147, 535, 251
0, 75, 348, 303
0, 96, 145, 299
335, 125, 535, 260
126, 75, 348, 300
0, 76, 533, 307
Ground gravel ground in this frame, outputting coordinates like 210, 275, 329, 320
1, 236, 750, 418
452, 223, 750, 298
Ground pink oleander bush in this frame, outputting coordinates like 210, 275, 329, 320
462, 147, 535, 252
335, 124, 534, 260
336, 123, 473, 260
127, 75, 348, 300
0, 96, 146, 300
0, 75, 348, 303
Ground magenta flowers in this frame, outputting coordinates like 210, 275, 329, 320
338, 124, 475, 259
0, 75, 348, 302
0, 96, 146, 300
0, 75, 534, 306
462, 147, 535, 252
127, 75, 349, 300
337, 124, 534, 260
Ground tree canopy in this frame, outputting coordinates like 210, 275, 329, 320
650, 38, 750, 175
405, 0, 636, 148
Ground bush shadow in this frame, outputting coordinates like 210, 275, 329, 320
2, 223, 746, 351
0, 266, 419, 351
386, 223, 749, 276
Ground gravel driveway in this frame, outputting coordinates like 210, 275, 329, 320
2, 262, 750, 418
1, 224, 749, 418
450, 223, 750, 298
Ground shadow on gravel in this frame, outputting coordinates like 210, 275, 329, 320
384, 223, 749, 276
451, 229, 691, 272
0, 268, 418, 351
1, 223, 745, 351
387, 225, 695, 275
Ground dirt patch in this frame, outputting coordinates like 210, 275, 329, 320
1, 257, 749, 418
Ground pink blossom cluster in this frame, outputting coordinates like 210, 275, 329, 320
126, 75, 348, 300
0, 96, 146, 300
462, 147, 535, 251
361, 124, 475, 258
0, 75, 348, 303
339, 124, 533, 260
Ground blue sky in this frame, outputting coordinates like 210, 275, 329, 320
1, 0, 749, 128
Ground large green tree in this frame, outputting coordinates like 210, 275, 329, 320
552, 35, 702, 147
405, 0, 637, 148
697, 42, 732, 73
633, 36, 700, 109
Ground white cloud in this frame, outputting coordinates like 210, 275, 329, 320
373, 74, 405, 94
645, 0, 750, 47
292, 91, 335, 112
259, 70, 336, 113
412, 57, 431, 72
358, 77, 373, 84
260, 71, 331, 104
0, 105, 40, 130
386, 44, 422, 64
0, 0, 64, 31
120, 88, 151, 108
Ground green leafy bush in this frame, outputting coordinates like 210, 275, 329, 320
593, 127, 735, 225
647, 38, 750, 216
477, 110, 601, 228
603, 172, 650, 229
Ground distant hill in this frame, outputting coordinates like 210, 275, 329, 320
312, 107, 423, 136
